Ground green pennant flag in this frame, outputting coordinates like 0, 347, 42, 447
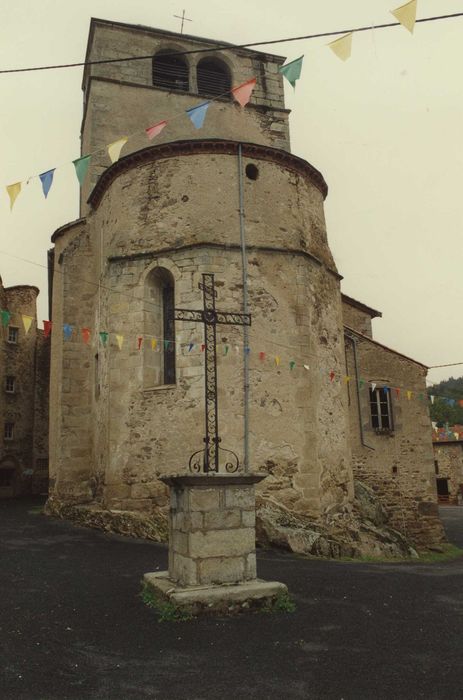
289, 360, 296, 371
73, 155, 91, 186
278, 56, 304, 88
224, 345, 229, 356
99, 331, 109, 346
1, 309, 11, 327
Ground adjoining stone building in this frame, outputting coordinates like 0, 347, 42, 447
0, 278, 49, 497
47, 18, 444, 552
432, 440, 463, 504
342, 295, 443, 548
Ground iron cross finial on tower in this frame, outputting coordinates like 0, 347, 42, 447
173, 9, 192, 34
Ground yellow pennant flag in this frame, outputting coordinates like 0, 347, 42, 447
22, 314, 33, 334
391, 0, 417, 34
107, 137, 128, 163
344, 375, 351, 384
406, 390, 412, 401
275, 356, 281, 367
6, 182, 22, 211
151, 338, 157, 351
328, 33, 353, 62
115, 334, 124, 350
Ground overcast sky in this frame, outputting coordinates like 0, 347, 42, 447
1, 0, 461, 386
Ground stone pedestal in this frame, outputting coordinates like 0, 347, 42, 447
143, 474, 287, 614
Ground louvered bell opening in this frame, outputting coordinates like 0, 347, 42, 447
197, 58, 231, 98
153, 52, 189, 91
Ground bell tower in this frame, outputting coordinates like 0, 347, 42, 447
80, 18, 291, 210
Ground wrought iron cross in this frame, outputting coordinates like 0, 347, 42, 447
173, 9, 192, 33
174, 273, 251, 473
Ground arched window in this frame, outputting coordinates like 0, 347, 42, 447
152, 50, 189, 92
144, 268, 176, 387
196, 58, 231, 98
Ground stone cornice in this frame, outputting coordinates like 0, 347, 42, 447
87, 139, 328, 209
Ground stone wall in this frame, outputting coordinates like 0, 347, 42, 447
0, 283, 49, 497
80, 19, 290, 210
345, 331, 445, 548
49, 143, 353, 522
433, 441, 463, 504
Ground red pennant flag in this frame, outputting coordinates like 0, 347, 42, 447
329, 371, 335, 382
201, 343, 205, 352
137, 336, 143, 350
145, 120, 167, 140
395, 387, 401, 399
43, 320, 52, 338
259, 351, 266, 362
82, 327, 91, 344
231, 78, 257, 107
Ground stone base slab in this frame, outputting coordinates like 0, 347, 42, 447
143, 571, 287, 615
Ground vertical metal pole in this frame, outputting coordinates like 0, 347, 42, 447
238, 144, 250, 472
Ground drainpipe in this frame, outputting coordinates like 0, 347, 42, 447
237, 144, 250, 472
346, 333, 375, 451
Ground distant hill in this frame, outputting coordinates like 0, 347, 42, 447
428, 376, 463, 425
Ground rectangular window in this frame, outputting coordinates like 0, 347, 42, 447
7, 327, 18, 343
4, 422, 14, 440
5, 376, 15, 393
369, 387, 393, 432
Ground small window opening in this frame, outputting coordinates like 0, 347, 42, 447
4, 423, 14, 440
369, 387, 393, 432
144, 268, 176, 387
153, 51, 189, 91
197, 58, 231, 97
434, 460, 439, 475
245, 164, 259, 181
7, 327, 18, 344
5, 376, 15, 393
392, 466, 398, 474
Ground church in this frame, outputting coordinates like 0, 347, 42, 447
47, 18, 444, 553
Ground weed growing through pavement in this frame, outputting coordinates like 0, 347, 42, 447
261, 591, 296, 614
140, 583, 192, 622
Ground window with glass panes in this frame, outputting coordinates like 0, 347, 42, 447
369, 387, 393, 430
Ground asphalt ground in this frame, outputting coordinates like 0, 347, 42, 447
1, 498, 463, 700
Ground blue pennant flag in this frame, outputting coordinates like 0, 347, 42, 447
39, 169, 56, 198
186, 101, 210, 129
63, 323, 73, 340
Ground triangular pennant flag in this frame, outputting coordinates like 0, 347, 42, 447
1, 309, 11, 327
449, 399, 456, 407
371, 382, 377, 392
107, 137, 128, 163
407, 390, 412, 401
235, 345, 240, 355
201, 343, 206, 352
63, 324, 73, 340
359, 379, 365, 389
244, 347, 250, 355
224, 345, 229, 355
164, 339, 170, 351
39, 169, 55, 199
430, 395, 435, 404
289, 360, 296, 371
116, 334, 124, 350
145, 120, 167, 140
231, 78, 257, 107
383, 386, 389, 394
99, 331, 109, 346
328, 33, 353, 62
275, 356, 281, 366
82, 328, 91, 344
22, 315, 33, 334
329, 371, 335, 382
188, 342, 194, 352
303, 364, 310, 371
459, 400, 463, 408
395, 387, 401, 399
137, 336, 143, 351
43, 320, 52, 337
186, 102, 210, 129
278, 56, 304, 88
391, 0, 417, 34
7, 182, 22, 211
73, 155, 91, 186
344, 375, 351, 384
151, 338, 157, 351
259, 351, 266, 362
418, 393, 424, 401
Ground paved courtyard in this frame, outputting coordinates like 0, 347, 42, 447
1, 498, 462, 700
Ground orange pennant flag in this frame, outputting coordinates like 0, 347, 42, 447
231, 78, 257, 108
81, 327, 91, 344
391, 0, 417, 34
